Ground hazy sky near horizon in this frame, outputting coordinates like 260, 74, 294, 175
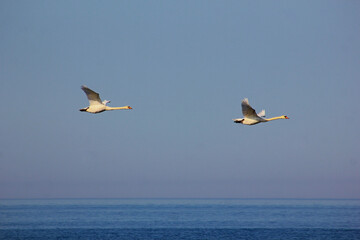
1, 1, 359, 199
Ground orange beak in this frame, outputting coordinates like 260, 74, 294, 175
285, 116, 289, 119
128, 106, 132, 109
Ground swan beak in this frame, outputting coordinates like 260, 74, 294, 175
128, 106, 132, 109
285, 116, 289, 119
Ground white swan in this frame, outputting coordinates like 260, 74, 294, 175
80, 85, 132, 114
233, 98, 289, 125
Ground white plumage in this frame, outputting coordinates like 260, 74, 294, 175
80, 85, 132, 114
233, 98, 289, 125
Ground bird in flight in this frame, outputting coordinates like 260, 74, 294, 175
233, 98, 289, 125
80, 85, 132, 114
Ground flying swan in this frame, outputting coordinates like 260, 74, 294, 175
233, 98, 289, 125
80, 85, 132, 114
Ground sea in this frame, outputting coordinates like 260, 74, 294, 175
0, 198, 359, 240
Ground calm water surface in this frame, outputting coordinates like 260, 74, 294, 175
0, 199, 359, 239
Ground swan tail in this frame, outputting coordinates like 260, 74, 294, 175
233, 118, 244, 123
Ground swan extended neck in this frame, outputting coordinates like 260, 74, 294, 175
105, 106, 132, 110
265, 115, 289, 121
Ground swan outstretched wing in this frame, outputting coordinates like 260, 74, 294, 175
241, 98, 258, 118
81, 85, 102, 106
257, 109, 266, 117
102, 100, 111, 105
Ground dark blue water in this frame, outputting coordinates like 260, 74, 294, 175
1, 199, 359, 239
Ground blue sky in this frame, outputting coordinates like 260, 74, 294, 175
1, 0, 359, 199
